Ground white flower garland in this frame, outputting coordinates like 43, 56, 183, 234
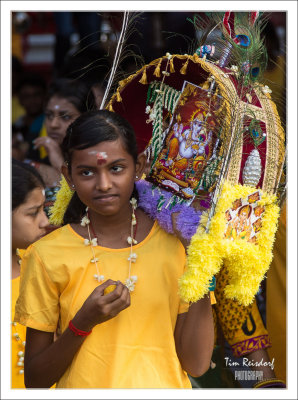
80, 199, 139, 292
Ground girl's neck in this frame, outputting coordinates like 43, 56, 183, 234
71, 203, 154, 249
86, 204, 135, 249
88, 203, 132, 234
11, 249, 21, 279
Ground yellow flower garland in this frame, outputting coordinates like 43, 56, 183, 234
179, 181, 280, 306
49, 175, 74, 226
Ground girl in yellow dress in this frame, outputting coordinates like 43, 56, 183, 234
14, 110, 214, 389
11, 159, 49, 388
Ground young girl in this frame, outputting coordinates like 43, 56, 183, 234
11, 159, 49, 388
14, 110, 214, 389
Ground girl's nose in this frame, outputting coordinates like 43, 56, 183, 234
39, 210, 49, 228
95, 171, 112, 192
50, 116, 61, 129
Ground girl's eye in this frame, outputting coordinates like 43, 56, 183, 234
82, 170, 94, 177
111, 166, 124, 173
28, 208, 40, 217
61, 114, 71, 121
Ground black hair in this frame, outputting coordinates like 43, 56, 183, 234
62, 109, 138, 165
12, 159, 45, 211
16, 73, 47, 93
45, 78, 96, 113
12, 55, 24, 75
61, 110, 138, 224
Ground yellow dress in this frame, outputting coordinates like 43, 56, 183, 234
15, 222, 191, 389
12, 249, 56, 390
11, 276, 26, 389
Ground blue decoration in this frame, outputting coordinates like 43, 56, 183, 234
196, 44, 215, 58
251, 66, 260, 78
235, 34, 251, 47
208, 275, 216, 291
249, 120, 266, 146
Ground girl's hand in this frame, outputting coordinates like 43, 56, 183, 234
72, 280, 131, 331
33, 137, 64, 172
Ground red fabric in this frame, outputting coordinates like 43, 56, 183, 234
249, 11, 259, 26
239, 117, 267, 188
225, 77, 266, 187
222, 11, 240, 45
223, 11, 232, 37
111, 58, 209, 153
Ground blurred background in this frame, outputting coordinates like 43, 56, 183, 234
11, 11, 286, 93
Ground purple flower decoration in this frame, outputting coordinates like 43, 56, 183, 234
136, 180, 204, 240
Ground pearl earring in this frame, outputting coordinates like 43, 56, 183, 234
135, 175, 139, 179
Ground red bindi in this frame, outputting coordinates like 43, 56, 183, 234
96, 152, 108, 165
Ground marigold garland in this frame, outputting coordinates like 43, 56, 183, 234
48, 175, 74, 226
179, 181, 280, 306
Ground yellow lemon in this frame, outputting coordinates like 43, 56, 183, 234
104, 284, 117, 295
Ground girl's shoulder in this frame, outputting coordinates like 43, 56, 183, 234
28, 224, 82, 255
135, 209, 155, 243
21, 224, 87, 273
138, 210, 185, 253
37, 224, 72, 240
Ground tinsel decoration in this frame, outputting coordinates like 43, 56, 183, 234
139, 67, 148, 84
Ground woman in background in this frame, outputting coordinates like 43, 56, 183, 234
29, 78, 95, 218
32, 78, 95, 187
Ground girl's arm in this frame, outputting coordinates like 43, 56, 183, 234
170, 211, 214, 376
174, 294, 214, 377
24, 280, 130, 388
37, 163, 61, 187
25, 327, 84, 388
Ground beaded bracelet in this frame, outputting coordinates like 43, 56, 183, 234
68, 320, 92, 337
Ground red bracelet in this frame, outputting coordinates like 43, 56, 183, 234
68, 320, 92, 336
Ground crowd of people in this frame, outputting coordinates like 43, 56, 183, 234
10, 11, 287, 392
